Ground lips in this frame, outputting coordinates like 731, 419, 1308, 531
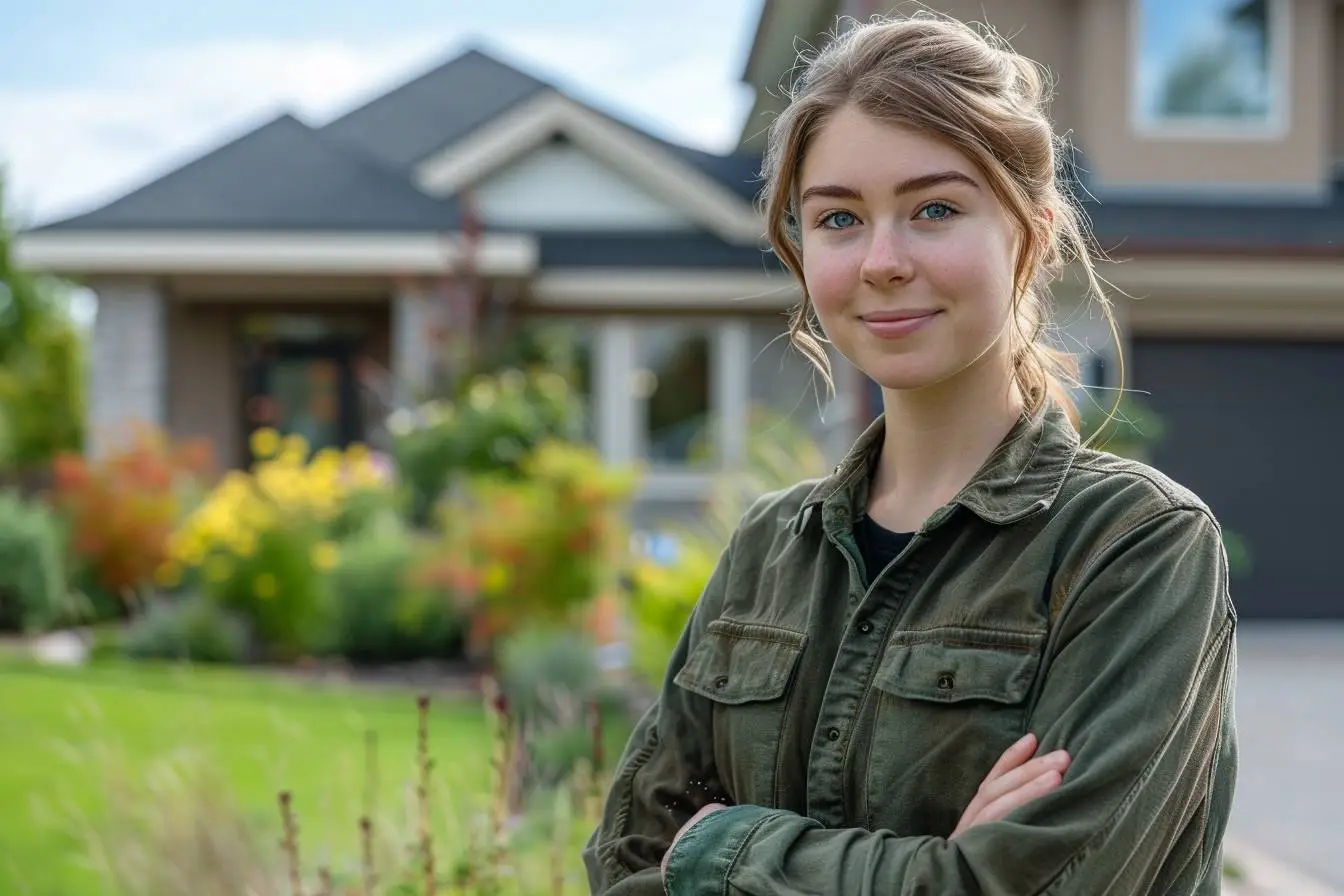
860, 310, 940, 323
859, 309, 941, 339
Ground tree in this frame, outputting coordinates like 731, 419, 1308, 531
0, 170, 86, 471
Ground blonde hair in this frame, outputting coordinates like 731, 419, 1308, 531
760, 12, 1119, 425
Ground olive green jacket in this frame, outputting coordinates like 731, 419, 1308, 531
584, 402, 1238, 895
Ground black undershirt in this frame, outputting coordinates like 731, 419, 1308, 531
854, 515, 915, 585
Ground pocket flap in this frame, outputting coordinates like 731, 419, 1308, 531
674, 619, 808, 705
874, 627, 1044, 704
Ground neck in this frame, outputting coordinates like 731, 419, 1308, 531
868, 349, 1024, 532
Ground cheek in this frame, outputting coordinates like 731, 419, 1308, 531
801, 245, 859, 320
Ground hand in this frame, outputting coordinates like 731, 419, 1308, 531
661, 802, 729, 882
950, 732, 1071, 840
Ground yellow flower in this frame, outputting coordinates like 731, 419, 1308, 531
481, 563, 509, 593
249, 427, 281, 460
311, 541, 339, 572
206, 555, 232, 583
254, 573, 278, 600
154, 561, 181, 588
280, 433, 309, 465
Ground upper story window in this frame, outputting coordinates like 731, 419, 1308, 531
1134, 0, 1288, 136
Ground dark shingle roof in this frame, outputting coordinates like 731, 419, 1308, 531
34, 114, 461, 232
320, 48, 551, 170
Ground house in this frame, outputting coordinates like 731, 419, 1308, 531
13, 48, 861, 530
15, 0, 1344, 619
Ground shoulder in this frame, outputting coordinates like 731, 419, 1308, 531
1064, 445, 1220, 529
729, 478, 821, 554
1054, 447, 1235, 620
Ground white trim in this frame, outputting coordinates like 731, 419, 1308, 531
413, 91, 765, 246
716, 320, 751, 467
529, 269, 801, 309
13, 231, 539, 277
1097, 256, 1344, 298
1129, 0, 1292, 141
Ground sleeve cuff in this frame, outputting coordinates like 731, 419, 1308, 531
663, 805, 777, 895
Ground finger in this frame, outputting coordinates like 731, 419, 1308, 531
975, 749, 1071, 807
982, 732, 1039, 783
974, 768, 1064, 826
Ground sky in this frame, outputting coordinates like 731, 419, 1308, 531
0, 0, 765, 226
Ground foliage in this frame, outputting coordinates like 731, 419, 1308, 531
167, 429, 387, 659
430, 441, 639, 656
391, 366, 586, 525
495, 625, 614, 793
0, 171, 86, 469
116, 595, 252, 665
51, 426, 212, 606
0, 489, 70, 632
324, 513, 466, 664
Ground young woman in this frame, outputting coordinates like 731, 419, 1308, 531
585, 13, 1237, 895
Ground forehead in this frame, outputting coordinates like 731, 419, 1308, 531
799, 105, 976, 189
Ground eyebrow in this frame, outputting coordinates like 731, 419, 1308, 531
799, 170, 981, 205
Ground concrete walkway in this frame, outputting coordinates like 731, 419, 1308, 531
1224, 621, 1344, 893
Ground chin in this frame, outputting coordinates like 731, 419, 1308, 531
854, 353, 950, 392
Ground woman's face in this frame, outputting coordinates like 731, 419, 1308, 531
797, 105, 1021, 394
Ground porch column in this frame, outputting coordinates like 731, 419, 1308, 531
391, 287, 433, 405
87, 280, 166, 459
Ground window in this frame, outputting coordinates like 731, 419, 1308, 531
634, 324, 714, 466
1134, 0, 1286, 133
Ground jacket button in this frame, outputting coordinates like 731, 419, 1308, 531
827, 727, 841, 741
937, 673, 956, 690
857, 620, 873, 634
714, 676, 729, 690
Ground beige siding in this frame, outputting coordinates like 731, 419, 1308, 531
1333, 2, 1344, 165
1075, 0, 1331, 193
166, 302, 239, 470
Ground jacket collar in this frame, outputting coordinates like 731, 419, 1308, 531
791, 400, 1080, 536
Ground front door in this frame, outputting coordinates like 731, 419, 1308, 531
242, 338, 363, 463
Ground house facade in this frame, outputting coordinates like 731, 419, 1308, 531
15, 0, 1344, 619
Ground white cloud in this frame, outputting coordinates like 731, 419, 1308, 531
0, 24, 753, 226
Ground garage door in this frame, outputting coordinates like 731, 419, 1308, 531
1131, 338, 1344, 619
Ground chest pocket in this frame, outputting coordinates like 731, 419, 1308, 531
864, 626, 1045, 834
674, 619, 807, 805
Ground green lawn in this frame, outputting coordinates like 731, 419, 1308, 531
0, 658, 519, 895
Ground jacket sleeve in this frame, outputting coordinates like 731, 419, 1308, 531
662, 506, 1239, 896
582, 529, 738, 895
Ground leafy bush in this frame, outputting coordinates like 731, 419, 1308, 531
324, 513, 466, 663
391, 367, 585, 525
167, 430, 389, 659
51, 425, 212, 606
0, 489, 70, 632
495, 625, 613, 793
0, 174, 86, 469
431, 441, 639, 656
117, 595, 252, 664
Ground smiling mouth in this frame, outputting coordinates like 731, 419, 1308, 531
859, 310, 940, 323
859, 309, 941, 338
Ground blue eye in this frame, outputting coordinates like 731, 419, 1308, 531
819, 211, 859, 230
917, 202, 956, 221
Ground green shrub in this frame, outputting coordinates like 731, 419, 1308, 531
118, 595, 252, 664
495, 625, 613, 792
0, 489, 71, 632
325, 514, 465, 663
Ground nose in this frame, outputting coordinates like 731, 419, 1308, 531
859, 223, 914, 287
